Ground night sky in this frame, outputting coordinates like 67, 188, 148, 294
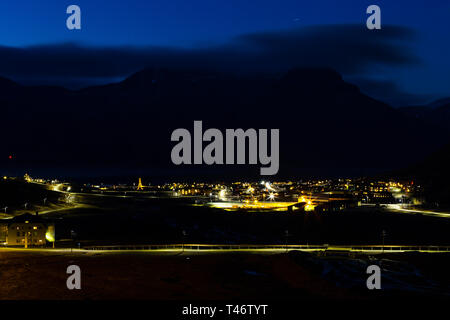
1, 0, 449, 105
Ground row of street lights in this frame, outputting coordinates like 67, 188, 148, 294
2, 197, 48, 214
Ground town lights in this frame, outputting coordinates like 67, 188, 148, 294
219, 189, 227, 200
265, 182, 275, 192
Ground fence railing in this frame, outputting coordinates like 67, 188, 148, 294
82, 244, 450, 252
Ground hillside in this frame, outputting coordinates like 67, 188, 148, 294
396, 142, 450, 207
399, 98, 450, 131
0, 179, 62, 217
0, 68, 448, 178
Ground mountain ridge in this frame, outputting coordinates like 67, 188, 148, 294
0, 67, 448, 178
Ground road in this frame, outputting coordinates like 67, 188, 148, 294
385, 204, 450, 218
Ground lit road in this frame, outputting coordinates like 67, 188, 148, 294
385, 204, 450, 218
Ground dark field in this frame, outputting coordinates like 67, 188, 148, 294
44, 193, 450, 247
0, 249, 449, 300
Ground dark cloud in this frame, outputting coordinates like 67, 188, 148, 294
0, 24, 419, 89
233, 25, 418, 72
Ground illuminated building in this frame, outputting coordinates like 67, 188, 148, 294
207, 200, 298, 211
5, 213, 55, 247
0, 224, 7, 243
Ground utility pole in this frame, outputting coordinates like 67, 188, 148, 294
70, 230, 77, 253
382, 230, 387, 254
182, 230, 187, 254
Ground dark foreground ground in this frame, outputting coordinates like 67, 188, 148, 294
1, 249, 449, 300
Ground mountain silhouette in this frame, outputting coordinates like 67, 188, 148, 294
399, 99, 450, 132
398, 141, 450, 206
0, 68, 448, 179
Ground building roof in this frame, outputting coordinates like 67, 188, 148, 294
9, 213, 47, 225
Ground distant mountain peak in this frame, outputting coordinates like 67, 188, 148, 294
277, 67, 360, 96
426, 97, 450, 109
281, 67, 342, 83
120, 68, 222, 88
0, 76, 20, 88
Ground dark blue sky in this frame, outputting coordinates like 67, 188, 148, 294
1, 0, 449, 105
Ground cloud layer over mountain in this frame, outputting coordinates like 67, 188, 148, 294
0, 25, 421, 105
